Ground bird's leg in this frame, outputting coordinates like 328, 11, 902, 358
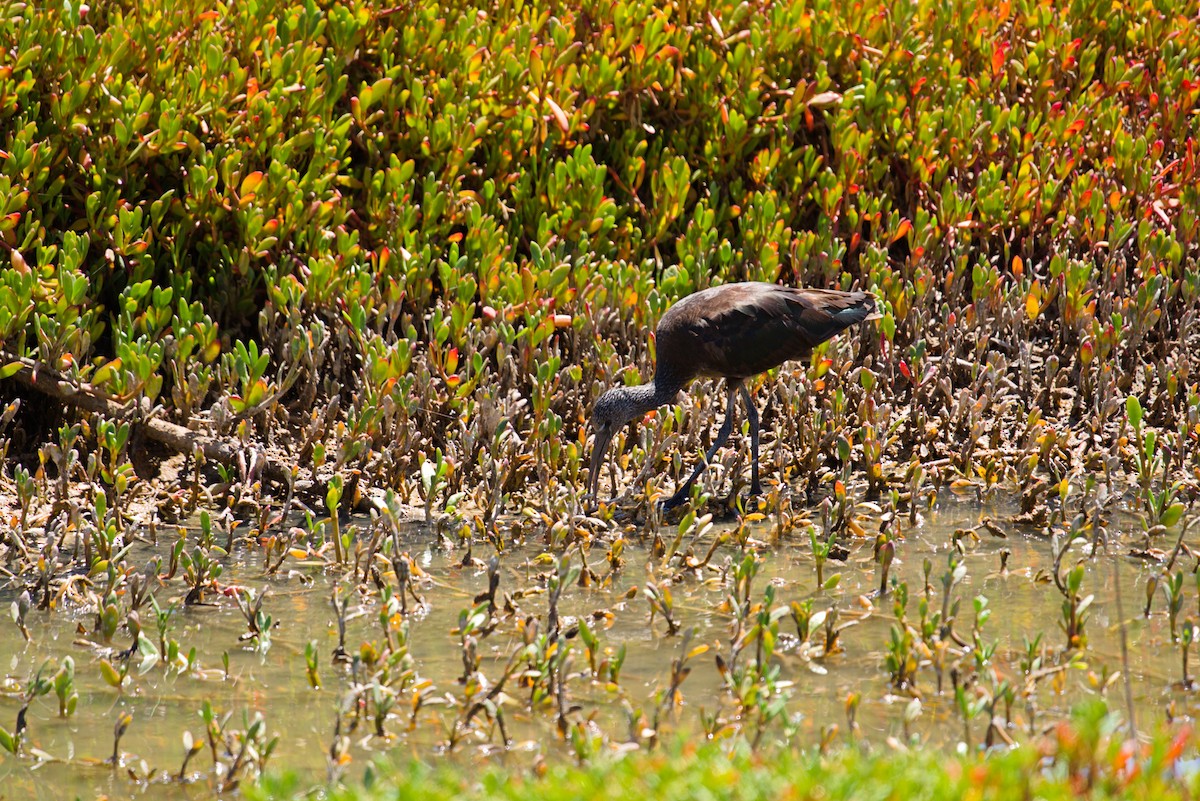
739, 384, 761, 498
662, 383, 739, 511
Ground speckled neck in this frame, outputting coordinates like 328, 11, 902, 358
611, 380, 679, 423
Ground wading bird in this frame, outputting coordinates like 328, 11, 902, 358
587, 282, 875, 510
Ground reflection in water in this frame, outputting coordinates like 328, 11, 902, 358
0, 494, 1187, 797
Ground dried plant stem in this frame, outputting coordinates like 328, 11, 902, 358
1112, 555, 1137, 742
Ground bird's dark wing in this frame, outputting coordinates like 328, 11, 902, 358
656, 283, 874, 382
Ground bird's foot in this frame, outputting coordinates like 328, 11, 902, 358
749, 484, 765, 510
657, 495, 686, 515
740, 497, 763, 515
657, 487, 696, 515
729, 484, 765, 515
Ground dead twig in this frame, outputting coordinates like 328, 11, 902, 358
2, 352, 292, 486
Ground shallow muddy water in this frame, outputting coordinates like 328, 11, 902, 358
0, 493, 1194, 798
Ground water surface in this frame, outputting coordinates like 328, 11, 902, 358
0, 494, 1190, 797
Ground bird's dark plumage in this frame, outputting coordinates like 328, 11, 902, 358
587, 282, 875, 507
655, 284, 875, 385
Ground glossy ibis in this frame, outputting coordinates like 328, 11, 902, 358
587, 282, 875, 509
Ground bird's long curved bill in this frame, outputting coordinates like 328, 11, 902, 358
586, 428, 614, 501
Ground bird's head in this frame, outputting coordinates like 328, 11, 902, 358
586, 386, 642, 501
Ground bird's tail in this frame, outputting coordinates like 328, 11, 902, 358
828, 291, 878, 325
789, 287, 878, 347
